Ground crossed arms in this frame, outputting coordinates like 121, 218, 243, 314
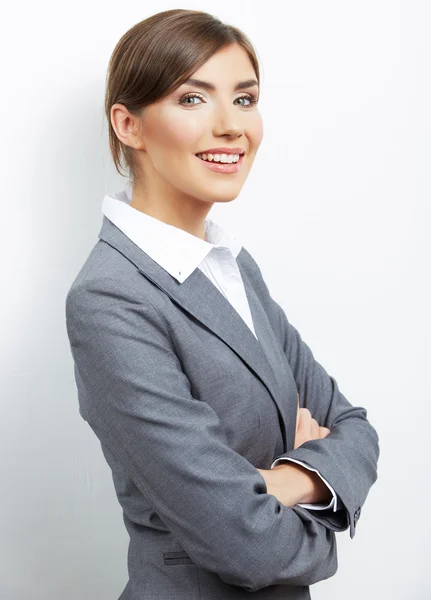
65, 265, 379, 593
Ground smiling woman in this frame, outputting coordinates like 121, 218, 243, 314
105, 10, 263, 240
65, 7, 379, 600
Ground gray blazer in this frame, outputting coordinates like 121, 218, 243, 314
65, 215, 379, 599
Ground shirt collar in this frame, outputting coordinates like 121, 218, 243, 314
101, 185, 243, 283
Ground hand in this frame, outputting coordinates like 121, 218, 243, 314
294, 395, 330, 449
256, 462, 315, 507
256, 395, 332, 506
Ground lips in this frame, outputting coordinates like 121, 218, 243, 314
195, 153, 244, 173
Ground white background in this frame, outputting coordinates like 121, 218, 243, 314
1, 1, 429, 598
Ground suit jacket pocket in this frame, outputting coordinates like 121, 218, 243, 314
163, 550, 196, 566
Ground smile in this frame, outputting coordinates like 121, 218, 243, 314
195, 153, 244, 174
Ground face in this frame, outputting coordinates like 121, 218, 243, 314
118, 43, 263, 208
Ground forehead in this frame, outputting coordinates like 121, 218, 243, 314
187, 44, 256, 83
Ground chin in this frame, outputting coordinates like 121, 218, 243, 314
198, 190, 241, 204
213, 194, 239, 204
204, 183, 244, 201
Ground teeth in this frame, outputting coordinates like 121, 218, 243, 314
197, 152, 240, 164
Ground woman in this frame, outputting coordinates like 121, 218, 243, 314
65, 9, 379, 599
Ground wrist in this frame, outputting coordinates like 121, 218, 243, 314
292, 464, 332, 504
270, 463, 312, 506
272, 462, 331, 506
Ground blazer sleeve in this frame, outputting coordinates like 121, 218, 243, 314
65, 276, 340, 593
243, 250, 380, 540
273, 457, 338, 511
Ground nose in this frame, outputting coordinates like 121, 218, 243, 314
212, 99, 244, 138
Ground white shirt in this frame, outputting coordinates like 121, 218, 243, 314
101, 185, 338, 512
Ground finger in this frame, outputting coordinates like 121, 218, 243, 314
310, 418, 320, 440
298, 408, 312, 441
319, 426, 330, 438
295, 409, 312, 449
296, 400, 300, 433
294, 408, 306, 449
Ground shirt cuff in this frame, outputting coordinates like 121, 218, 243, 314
270, 457, 338, 512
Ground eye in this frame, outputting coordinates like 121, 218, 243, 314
236, 93, 259, 107
179, 93, 205, 106
179, 92, 259, 107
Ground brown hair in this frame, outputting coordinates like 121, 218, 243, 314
104, 9, 261, 185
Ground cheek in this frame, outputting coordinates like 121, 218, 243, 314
159, 114, 204, 150
249, 117, 264, 147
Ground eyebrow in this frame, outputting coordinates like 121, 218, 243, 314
182, 78, 259, 92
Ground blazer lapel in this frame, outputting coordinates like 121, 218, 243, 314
98, 216, 289, 450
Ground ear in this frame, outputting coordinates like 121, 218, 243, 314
110, 103, 145, 150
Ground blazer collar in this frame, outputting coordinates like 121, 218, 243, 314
101, 188, 243, 283
98, 215, 292, 451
